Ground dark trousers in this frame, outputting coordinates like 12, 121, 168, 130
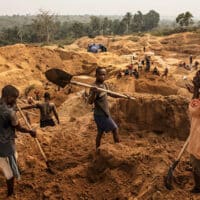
40, 119, 55, 128
190, 155, 200, 189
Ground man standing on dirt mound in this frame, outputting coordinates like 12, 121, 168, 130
88, 67, 124, 150
21, 92, 60, 128
0, 85, 36, 197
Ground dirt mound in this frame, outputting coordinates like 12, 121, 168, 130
75, 36, 110, 49
58, 92, 92, 118
75, 35, 143, 56
86, 138, 192, 200
55, 49, 98, 75
0, 44, 64, 93
87, 143, 136, 183
1, 32, 200, 199
160, 32, 200, 56
109, 40, 138, 55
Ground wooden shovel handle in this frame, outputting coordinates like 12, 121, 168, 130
71, 81, 136, 100
176, 136, 190, 161
16, 105, 48, 162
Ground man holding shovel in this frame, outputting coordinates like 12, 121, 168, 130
44, 67, 133, 150
187, 98, 200, 193
165, 72, 200, 191
88, 67, 127, 150
0, 85, 36, 197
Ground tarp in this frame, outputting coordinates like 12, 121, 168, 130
89, 45, 99, 53
87, 44, 106, 53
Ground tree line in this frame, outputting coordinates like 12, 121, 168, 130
0, 10, 160, 45
0, 10, 196, 46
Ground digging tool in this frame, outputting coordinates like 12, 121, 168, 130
16, 104, 54, 174
45, 68, 136, 100
164, 136, 190, 190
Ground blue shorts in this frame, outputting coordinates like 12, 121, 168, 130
94, 115, 118, 133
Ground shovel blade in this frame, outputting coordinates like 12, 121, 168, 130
164, 166, 174, 190
45, 160, 55, 174
45, 68, 73, 88
164, 160, 179, 190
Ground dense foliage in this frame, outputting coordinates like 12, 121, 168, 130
0, 10, 160, 45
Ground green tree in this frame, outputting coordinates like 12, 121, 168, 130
143, 10, 160, 31
131, 11, 144, 32
1, 26, 20, 43
84, 23, 94, 38
111, 19, 126, 35
32, 10, 59, 43
89, 16, 101, 36
102, 17, 112, 35
176, 12, 193, 26
17, 26, 24, 42
122, 12, 132, 34
70, 22, 85, 38
112, 19, 121, 34
59, 21, 71, 39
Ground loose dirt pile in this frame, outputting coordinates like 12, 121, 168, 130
0, 32, 200, 199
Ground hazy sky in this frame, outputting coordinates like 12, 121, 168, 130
1, 0, 200, 18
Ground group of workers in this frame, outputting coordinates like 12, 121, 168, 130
117, 56, 169, 80
1, 44, 200, 197
179, 55, 199, 71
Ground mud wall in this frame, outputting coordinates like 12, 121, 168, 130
135, 79, 179, 96
117, 94, 190, 140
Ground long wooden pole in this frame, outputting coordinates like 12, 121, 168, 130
71, 81, 136, 100
16, 105, 48, 162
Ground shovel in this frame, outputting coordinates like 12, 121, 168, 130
164, 136, 190, 190
45, 68, 136, 100
17, 105, 54, 174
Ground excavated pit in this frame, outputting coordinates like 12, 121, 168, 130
0, 32, 199, 200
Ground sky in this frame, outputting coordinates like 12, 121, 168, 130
1, 0, 200, 18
